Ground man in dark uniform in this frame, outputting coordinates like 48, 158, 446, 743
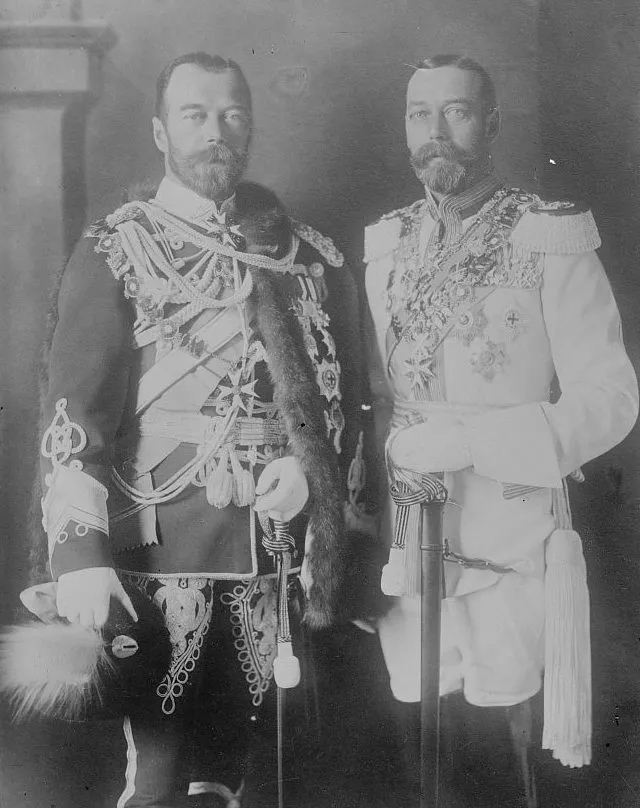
30, 52, 369, 808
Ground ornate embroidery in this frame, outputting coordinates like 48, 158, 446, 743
485, 243, 542, 289
41, 398, 87, 470
386, 189, 536, 396
220, 578, 278, 707
121, 574, 215, 716
94, 230, 128, 277
40, 399, 109, 555
469, 338, 508, 381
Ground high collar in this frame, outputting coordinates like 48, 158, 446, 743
424, 173, 504, 248
153, 176, 236, 224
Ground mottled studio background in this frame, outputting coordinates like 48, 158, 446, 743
1, 1, 639, 806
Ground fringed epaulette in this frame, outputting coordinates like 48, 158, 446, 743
83, 205, 146, 242
289, 218, 344, 267
364, 199, 424, 263
511, 199, 601, 256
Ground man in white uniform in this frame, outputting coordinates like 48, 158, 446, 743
364, 53, 638, 782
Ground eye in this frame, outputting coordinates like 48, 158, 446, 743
225, 111, 251, 127
184, 110, 204, 121
444, 107, 470, 122
408, 109, 428, 121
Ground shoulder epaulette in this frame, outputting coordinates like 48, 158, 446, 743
511, 198, 601, 255
289, 218, 344, 267
103, 201, 146, 232
364, 199, 424, 263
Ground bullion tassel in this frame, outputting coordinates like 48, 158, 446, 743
381, 479, 426, 597
229, 447, 256, 508
542, 485, 592, 767
206, 448, 234, 509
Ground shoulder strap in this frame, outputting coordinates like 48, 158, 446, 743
511, 200, 601, 255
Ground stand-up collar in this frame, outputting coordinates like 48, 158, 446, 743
425, 173, 504, 248
153, 176, 236, 224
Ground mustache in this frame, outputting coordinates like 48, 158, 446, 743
409, 141, 461, 170
199, 141, 245, 165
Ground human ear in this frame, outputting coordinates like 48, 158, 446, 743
485, 106, 501, 143
152, 116, 168, 155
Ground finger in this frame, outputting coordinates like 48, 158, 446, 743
255, 461, 280, 496
117, 586, 138, 622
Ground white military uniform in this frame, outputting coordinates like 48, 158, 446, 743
364, 177, 638, 762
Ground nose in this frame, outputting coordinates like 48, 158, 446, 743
204, 115, 223, 143
428, 113, 447, 141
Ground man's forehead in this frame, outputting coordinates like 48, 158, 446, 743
164, 63, 250, 109
406, 66, 483, 106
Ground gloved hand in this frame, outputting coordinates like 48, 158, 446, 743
56, 567, 138, 629
386, 415, 472, 475
255, 455, 309, 521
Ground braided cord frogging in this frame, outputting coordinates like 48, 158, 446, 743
125, 201, 300, 271
111, 202, 282, 511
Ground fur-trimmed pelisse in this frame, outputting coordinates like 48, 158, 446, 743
0, 584, 171, 722
250, 267, 345, 628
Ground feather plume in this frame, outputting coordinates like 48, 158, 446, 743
0, 622, 111, 722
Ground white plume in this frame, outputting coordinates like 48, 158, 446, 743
0, 622, 112, 722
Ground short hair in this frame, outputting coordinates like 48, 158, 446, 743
155, 52, 252, 119
412, 54, 497, 114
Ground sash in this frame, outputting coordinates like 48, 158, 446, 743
135, 306, 243, 416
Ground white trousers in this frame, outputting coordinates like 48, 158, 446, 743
378, 572, 545, 707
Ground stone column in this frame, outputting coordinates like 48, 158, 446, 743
0, 3, 114, 617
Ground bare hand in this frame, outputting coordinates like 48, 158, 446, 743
56, 567, 138, 629
255, 456, 309, 521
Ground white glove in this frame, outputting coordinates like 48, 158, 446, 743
56, 567, 138, 629
386, 416, 472, 475
255, 456, 309, 521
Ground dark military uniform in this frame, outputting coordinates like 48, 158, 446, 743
37, 176, 369, 807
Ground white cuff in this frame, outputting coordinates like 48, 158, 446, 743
42, 465, 109, 558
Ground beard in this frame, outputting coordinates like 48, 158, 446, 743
409, 141, 472, 196
167, 140, 249, 200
